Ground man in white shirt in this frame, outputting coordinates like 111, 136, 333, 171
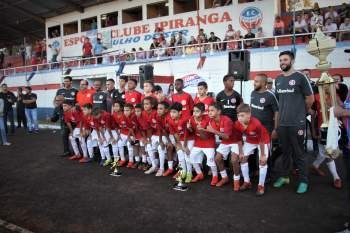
323, 18, 338, 38
339, 18, 350, 41
325, 6, 339, 21
294, 15, 309, 33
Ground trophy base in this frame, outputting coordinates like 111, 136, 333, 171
173, 182, 188, 191
110, 171, 122, 177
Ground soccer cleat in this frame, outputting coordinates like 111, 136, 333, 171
144, 166, 157, 175
99, 159, 106, 167
334, 179, 342, 189
126, 162, 134, 168
137, 163, 145, 170
163, 168, 173, 177
311, 165, 326, 177
79, 157, 92, 163
191, 173, 204, 183
233, 180, 240, 192
273, 177, 290, 188
210, 176, 219, 186
296, 182, 308, 194
69, 155, 80, 160
132, 162, 139, 169
240, 182, 252, 191
185, 172, 192, 183
256, 185, 265, 196
103, 159, 112, 167
216, 177, 229, 187
155, 169, 164, 177
118, 160, 127, 167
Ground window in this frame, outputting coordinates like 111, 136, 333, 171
81, 16, 98, 32
147, 1, 169, 19
173, 0, 198, 14
122, 6, 143, 24
205, 0, 232, 9
63, 21, 78, 36
48, 25, 61, 38
101, 11, 118, 28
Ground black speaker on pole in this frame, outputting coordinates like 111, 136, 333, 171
228, 50, 250, 81
139, 64, 154, 88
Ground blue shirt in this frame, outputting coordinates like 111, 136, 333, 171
93, 43, 104, 55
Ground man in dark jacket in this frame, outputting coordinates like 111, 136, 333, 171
1, 84, 16, 134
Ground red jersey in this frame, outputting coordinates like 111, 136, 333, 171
141, 93, 157, 102
167, 115, 192, 141
235, 117, 270, 144
209, 115, 241, 144
141, 110, 157, 125
76, 89, 95, 107
112, 112, 136, 135
194, 96, 215, 114
150, 113, 167, 136
64, 109, 83, 127
83, 42, 92, 56
95, 111, 112, 130
133, 115, 149, 139
171, 92, 194, 119
189, 115, 216, 148
125, 90, 142, 106
82, 115, 99, 130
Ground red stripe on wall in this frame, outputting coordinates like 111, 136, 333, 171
250, 68, 350, 79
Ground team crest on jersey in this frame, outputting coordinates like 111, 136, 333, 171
260, 98, 266, 103
87, 94, 91, 98
71, 92, 76, 96
231, 98, 236, 104
99, 95, 103, 99
289, 80, 296, 86
152, 119, 157, 123
131, 98, 135, 102
220, 128, 224, 132
249, 132, 256, 136
101, 120, 105, 124
122, 94, 125, 99
298, 129, 304, 136
181, 100, 187, 105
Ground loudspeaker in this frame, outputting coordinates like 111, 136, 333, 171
139, 64, 154, 88
228, 50, 250, 81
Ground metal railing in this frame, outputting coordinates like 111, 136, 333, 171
1, 29, 349, 77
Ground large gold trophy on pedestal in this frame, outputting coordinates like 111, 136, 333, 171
306, 28, 339, 158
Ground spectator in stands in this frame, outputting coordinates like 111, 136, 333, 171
34, 40, 42, 59
20, 46, 26, 66
208, 32, 222, 50
167, 35, 176, 56
197, 28, 208, 43
82, 37, 93, 65
16, 87, 26, 129
91, 19, 97, 30
310, 10, 324, 32
325, 6, 339, 22
339, 18, 350, 41
323, 18, 338, 38
175, 31, 187, 56
137, 47, 145, 59
295, 14, 309, 34
0, 87, 10, 145
93, 38, 107, 64
335, 16, 343, 29
274, 16, 285, 36
155, 40, 167, 57
333, 74, 348, 103
48, 44, 59, 68
0, 51, 4, 69
339, 3, 350, 20
41, 39, 46, 59
128, 48, 136, 61
1, 84, 15, 134
188, 36, 198, 45
232, 30, 243, 49
253, 27, 266, 48
244, 28, 255, 48
149, 38, 159, 58
223, 24, 235, 50
23, 86, 38, 134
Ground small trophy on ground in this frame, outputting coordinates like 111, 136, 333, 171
110, 157, 122, 177
173, 167, 188, 191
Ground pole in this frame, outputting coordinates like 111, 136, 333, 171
292, 0, 296, 55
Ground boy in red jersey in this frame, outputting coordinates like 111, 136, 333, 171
125, 78, 142, 106
172, 79, 194, 119
187, 103, 218, 185
131, 104, 149, 170
168, 102, 194, 182
91, 108, 113, 167
62, 100, 88, 161
110, 101, 123, 163
234, 104, 270, 196
150, 101, 170, 176
194, 81, 215, 114
112, 103, 136, 167
154, 85, 172, 105
141, 80, 156, 101
206, 103, 242, 187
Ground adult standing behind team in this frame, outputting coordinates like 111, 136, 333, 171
1, 84, 16, 134
92, 80, 108, 111
105, 79, 119, 113
216, 74, 242, 122
55, 76, 78, 157
76, 79, 95, 107
273, 51, 314, 194
116, 75, 127, 104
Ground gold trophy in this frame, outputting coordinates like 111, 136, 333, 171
173, 167, 188, 191
306, 28, 339, 158
110, 157, 122, 177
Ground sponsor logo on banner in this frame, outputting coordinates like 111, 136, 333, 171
239, 7, 263, 31
181, 74, 204, 88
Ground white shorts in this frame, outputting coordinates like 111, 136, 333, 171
177, 140, 194, 162
148, 135, 168, 152
190, 147, 216, 167
216, 143, 239, 160
243, 143, 269, 157
169, 135, 176, 145
72, 128, 81, 138
90, 130, 99, 141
